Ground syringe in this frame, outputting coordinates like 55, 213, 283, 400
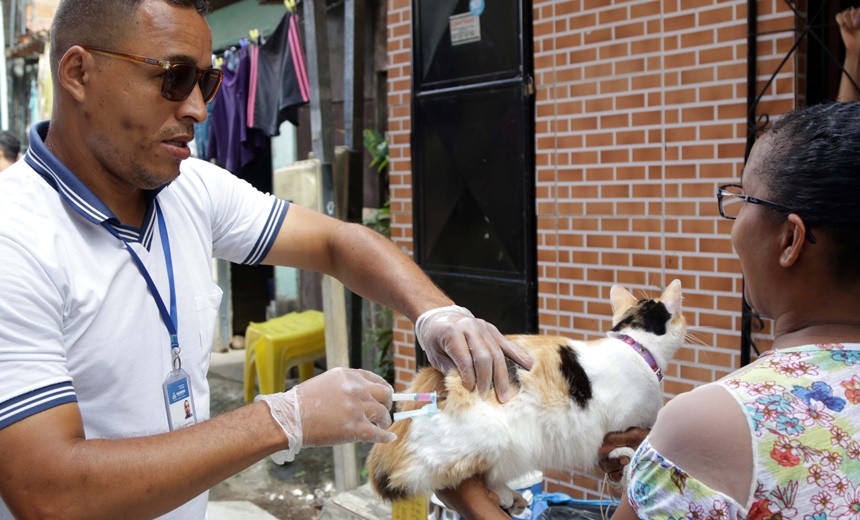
392, 392, 439, 402
391, 392, 444, 422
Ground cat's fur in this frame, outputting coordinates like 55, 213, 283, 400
367, 280, 685, 508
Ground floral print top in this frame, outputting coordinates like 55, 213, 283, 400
626, 344, 860, 520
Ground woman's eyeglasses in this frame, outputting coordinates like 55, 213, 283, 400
83, 47, 223, 104
716, 184, 793, 220
716, 184, 816, 243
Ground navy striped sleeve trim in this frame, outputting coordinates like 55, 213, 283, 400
0, 381, 78, 429
242, 199, 289, 265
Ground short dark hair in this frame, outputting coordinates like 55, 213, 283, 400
50, 0, 211, 81
759, 101, 860, 280
0, 131, 21, 162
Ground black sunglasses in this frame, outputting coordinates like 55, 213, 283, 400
83, 47, 223, 104
716, 184, 816, 244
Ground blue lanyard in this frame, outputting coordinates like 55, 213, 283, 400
101, 202, 180, 367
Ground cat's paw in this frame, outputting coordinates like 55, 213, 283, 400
490, 484, 515, 510
489, 485, 528, 515
507, 490, 528, 516
606, 446, 636, 488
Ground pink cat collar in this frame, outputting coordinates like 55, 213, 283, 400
611, 333, 663, 382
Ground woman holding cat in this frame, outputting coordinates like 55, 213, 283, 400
439, 101, 860, 520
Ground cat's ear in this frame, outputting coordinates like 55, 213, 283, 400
610, 284, 638, 316
660, 279, 683, 316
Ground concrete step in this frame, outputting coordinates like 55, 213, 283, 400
207, 501, 281, 520
318, 484, 392, 520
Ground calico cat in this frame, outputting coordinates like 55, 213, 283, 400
367, 280, 685, 509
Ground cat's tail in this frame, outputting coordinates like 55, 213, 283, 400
367, 366, 447, 502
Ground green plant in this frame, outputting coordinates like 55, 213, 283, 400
363, 200, 390, 238
363, 128, 389, 174
365, 310, 394, 384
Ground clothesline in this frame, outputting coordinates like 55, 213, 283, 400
214, 31, 263, 72
195, 10, 310, 174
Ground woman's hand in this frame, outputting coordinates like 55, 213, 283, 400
597, 427, 650, 484
436, 475, 510, 520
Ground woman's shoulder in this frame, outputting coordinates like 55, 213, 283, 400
652, 383, 749, 440
647, 383, 754, 505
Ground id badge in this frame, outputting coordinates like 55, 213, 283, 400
162, 368, 197, 431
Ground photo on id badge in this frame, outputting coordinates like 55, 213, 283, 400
163, 369, 197, 431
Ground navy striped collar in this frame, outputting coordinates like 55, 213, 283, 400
24, 121, 161, 248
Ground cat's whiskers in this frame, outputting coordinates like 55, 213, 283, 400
681, 327, 716, 364
684, 329, 710, 349
646, 272, 662, 296
635, 288, 651, 301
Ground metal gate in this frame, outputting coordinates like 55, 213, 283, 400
743, 0, 856, 364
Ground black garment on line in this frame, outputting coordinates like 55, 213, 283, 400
253, 12, 310, 135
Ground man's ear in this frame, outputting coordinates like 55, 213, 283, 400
56, 46, 93, 102
780, 213, 808, 267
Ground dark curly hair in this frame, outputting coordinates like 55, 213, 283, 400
758, 101, 860, 280
50, 0, 211, 79
0, 131, 20, 162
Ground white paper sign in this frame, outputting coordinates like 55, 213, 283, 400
450, 13, 481, 46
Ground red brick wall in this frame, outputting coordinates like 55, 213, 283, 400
388, 0, 797, 499
26, 0, 60, 34
387, 0, 418, 382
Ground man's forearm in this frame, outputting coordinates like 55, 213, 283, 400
0, 401, 284, 520
264, 205, 453, 323
325, 221, 454, 322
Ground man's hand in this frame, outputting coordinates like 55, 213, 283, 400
415, 305, 533, 403
256, 367, 395, 462
597, 427, 650, 484
267, 208, 534, 404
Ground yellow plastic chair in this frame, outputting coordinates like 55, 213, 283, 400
243, 310, 326, 402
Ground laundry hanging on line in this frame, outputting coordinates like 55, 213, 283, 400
208, 43, 270, 173
202, 10, 310, 169
251, 11, 311, 135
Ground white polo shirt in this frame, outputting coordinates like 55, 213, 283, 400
0, 121, 288, 519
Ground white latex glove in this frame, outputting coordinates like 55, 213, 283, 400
414, 305, 533, 403
255, 367, 396, 464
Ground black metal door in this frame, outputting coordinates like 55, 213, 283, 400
412, 0, 536, 351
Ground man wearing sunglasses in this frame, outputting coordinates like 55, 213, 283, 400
0, 0, 533, 518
